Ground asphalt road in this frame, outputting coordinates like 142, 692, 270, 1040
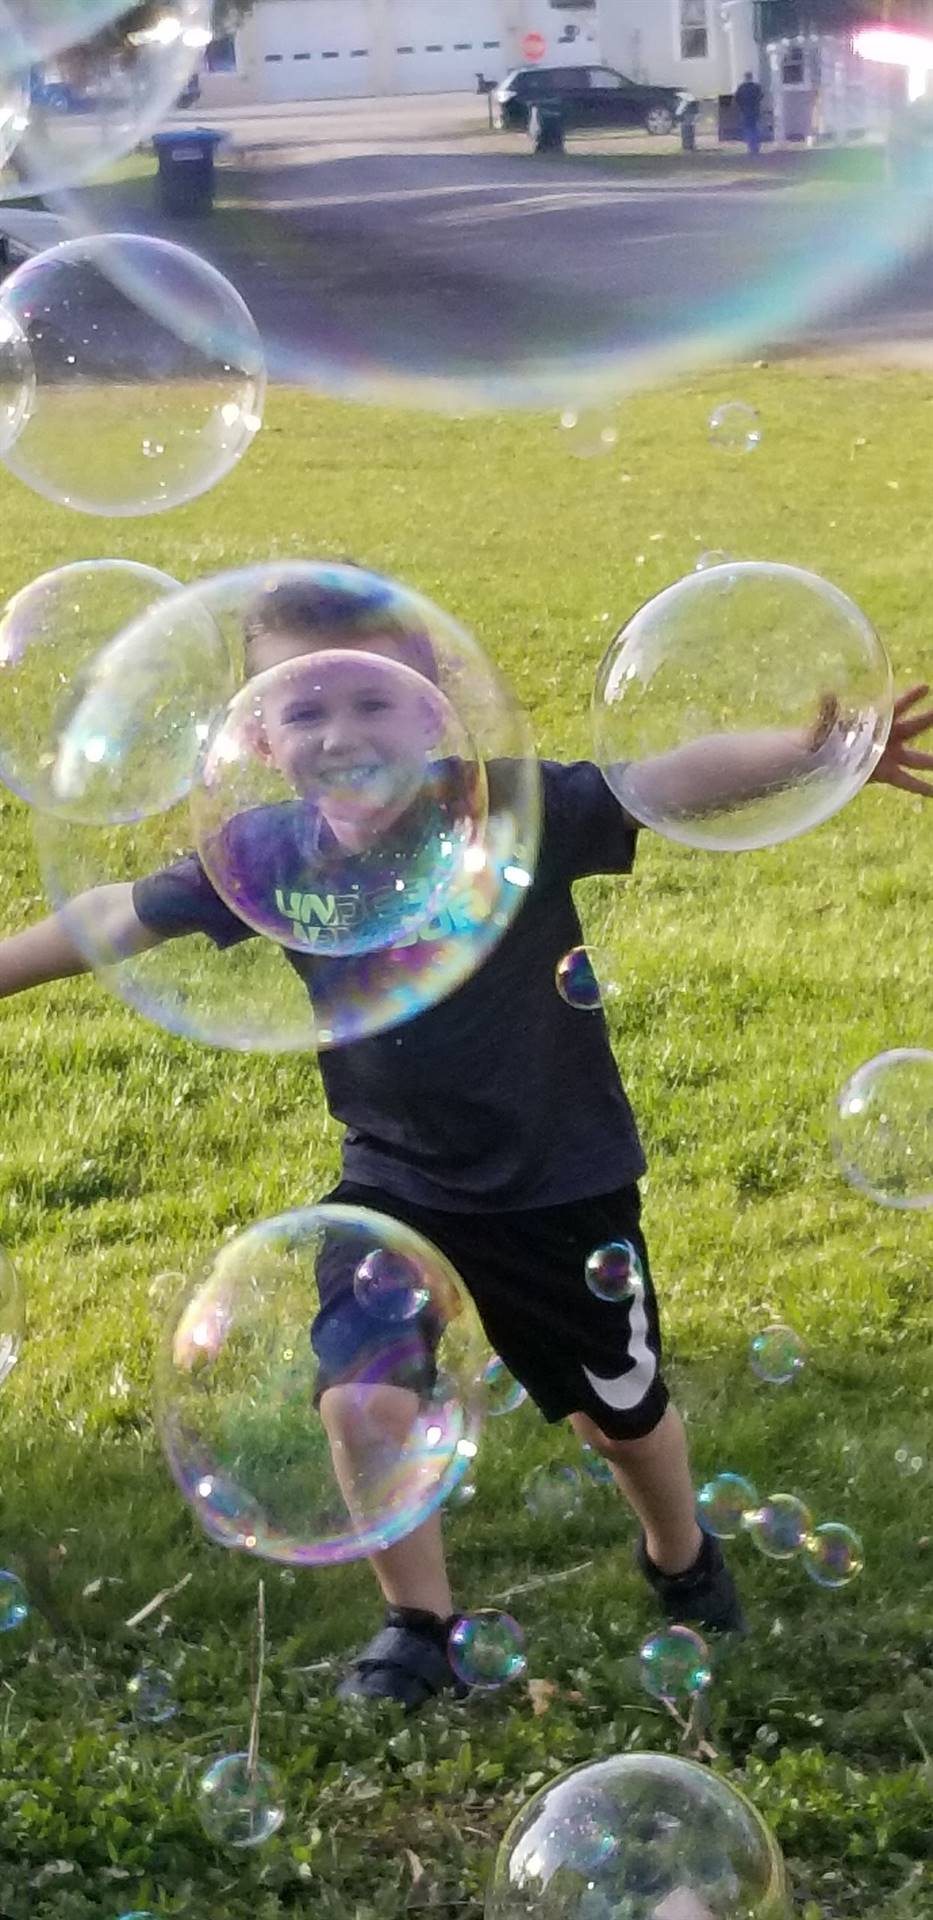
66, 93, 933, 405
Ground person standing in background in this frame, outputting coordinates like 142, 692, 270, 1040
734, 69, 764, 155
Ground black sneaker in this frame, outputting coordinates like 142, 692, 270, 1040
336, 1607, 468, 1710
636, 1530, 747, 1636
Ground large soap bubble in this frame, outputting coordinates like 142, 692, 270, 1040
593, 563, 892, 851
34, 562, 540, 1053
0, 233, 264, 515
487, 1753, 788, 1920
191, 651, 488, 957
0, 559, 229, 819
832, 1047, 933, 1211
155, 1203, 488, 1565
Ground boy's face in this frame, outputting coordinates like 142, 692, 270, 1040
250, 630, 443, 826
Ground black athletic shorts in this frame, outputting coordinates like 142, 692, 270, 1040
311, 1180, 669, 1442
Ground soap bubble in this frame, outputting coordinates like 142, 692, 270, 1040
593, 562, 892, 852
696, 550, 732, 572
0, 1569, 29, 1630
639, 1625, 711, 1703
0, 309, 34, 455
524, 1464, 582, 1522
127, 1663, 177, 1725
708, 402, 761, 453
0, 0, 212, 202
190, 651, 488, 957
155, 1202, 487, 1565
580, 1443, 614, 1487
894, 1444, 926, 1476
0, 233, 264, 515
448, 1609, 527, 1689
749, 1324, 805, 1386
831, 1048, 933, 1211
584, 1238, 642, 1304
197, 1752, 285, 1849
697, 1472, 758, 1540
477, 1354, 528, 1417
0, 559, 228, 821
487, 1752, 787, 1920
743, 1494, 813, 1561
801, 1522, 864, 1589
353, 1248, 432, 1324
555, 945, 619, 1012
558, 408, 619, 458
0, 1247, 24, 1386
446, 1477, 476, 1509
34, 562, 540, 1053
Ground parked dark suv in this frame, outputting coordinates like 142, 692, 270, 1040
494, 65, 692, 135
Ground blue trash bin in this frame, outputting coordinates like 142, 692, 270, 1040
152, 128, 223, 216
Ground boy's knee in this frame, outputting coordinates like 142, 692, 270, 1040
571, 1407, 667, 1461
320, 1381, 419, 1450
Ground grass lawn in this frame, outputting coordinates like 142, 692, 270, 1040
0, 362, 931, 1919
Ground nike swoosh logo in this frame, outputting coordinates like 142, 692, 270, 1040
581, 1281, 658, 1411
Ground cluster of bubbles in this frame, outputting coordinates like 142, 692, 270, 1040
697, 1472, 864, 1589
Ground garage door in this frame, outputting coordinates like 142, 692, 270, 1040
389, 0, 505, 93
255, 0, 373, 100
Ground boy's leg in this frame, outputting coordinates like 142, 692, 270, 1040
571, 1402, 700, 1575
320, 1383, 454, 1617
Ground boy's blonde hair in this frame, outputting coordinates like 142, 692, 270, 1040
243, 571, 439, 685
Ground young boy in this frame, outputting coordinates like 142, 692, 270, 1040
1, 572, 930, 1712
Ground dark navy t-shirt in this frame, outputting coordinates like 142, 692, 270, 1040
132, 760, 645, 1211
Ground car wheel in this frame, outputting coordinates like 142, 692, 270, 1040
644, 106, 674, 135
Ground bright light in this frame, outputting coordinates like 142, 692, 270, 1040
855, 26, 933, 73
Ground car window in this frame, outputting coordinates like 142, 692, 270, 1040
589, 68, 626, 89
552, 67, 588, 89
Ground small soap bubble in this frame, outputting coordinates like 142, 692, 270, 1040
894, 1445, 926, 1476
353, 1248, 431, 1324
555, 945, 618, 1012
0, 1569, 29, 1631
697, 1471, 758, 1539
448, 1608, 527, 1689
478, 1353, 528, 1417
524, 1463, 583, 1522
749, 1324, 805, 1385
639, 1624, 711, 1703
580, 1443, 615, 1487
708, 401, 761, 453
127, 1663, 177, 1726
695, 549, 733, 571
558, 408, 619, 458
832, 1048, 933, 1211
801, 1522, 864, 1589
446, 1477, 477, 1509
584, 1238, 642, 1305
196, 1751, 285, 1849
743, 1493, 813, 1561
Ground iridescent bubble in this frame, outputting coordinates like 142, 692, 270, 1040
34, 562, 540, 1054
558, 408, 619, 459
0, 1246, 24, 1387
894, 1445, 926, 1477
448, 1609, 527, 1689
353, 1248, 432, 1324
0, 234, 264, 515
708, 401, 761, 453
579, 1443, 614, 1487
191, 650, 488, 958
639, 1624, 711, 1703
477, 1354, 528, 1417
697, 1471, 758, 1540
584, 1239, 642, 1305
523, 1464, 582, 1522
0, 0, 212, 201
155, 1203, 487, 1565
487, 1753, 787, 1920
446, 1477, 477, 1509
695, 549, 732, 571
743, 1493, 813, 1561
127, 1663, 176, 1725
555, 945, 618, 1012
749, 1324, 805, 1386
594, 562, 892, 852
0, 308, 34, 456
0, 1569, 29, 1631
801, 1522, 864, 1589
196, 1751, 285, 1850
832, 1048, 933, 1211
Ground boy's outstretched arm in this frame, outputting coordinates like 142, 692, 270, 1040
0, 883, 164, 999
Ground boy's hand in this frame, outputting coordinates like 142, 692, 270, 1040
869, 683, 933, 798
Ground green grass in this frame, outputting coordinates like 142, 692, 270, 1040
0, 364, 932, 1919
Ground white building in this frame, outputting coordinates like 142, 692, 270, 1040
200, 0, 760, 106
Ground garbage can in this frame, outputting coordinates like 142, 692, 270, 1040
152, 128, 223, 216
529, 103, 564, 153
680, 102, 699, 152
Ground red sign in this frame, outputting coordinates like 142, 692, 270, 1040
521, 31, 546, 61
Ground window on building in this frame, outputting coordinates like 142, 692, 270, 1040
679, 0, 707, 60
205, 31, 236, 71
781, 42, 805, 85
